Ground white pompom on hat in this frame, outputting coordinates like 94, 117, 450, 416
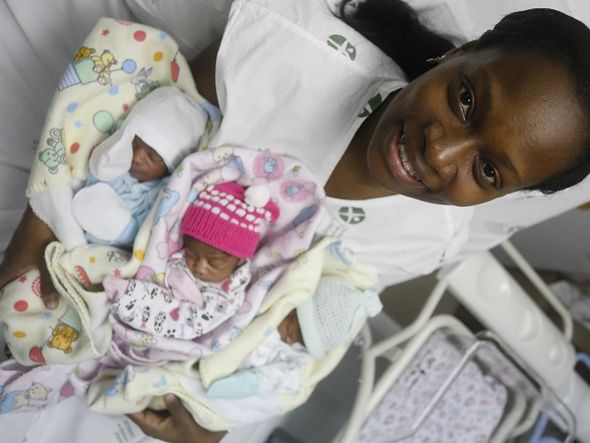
297, 276, 383, 359
89, 86, 208, 180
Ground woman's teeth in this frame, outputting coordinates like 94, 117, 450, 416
398, 134, 421, 182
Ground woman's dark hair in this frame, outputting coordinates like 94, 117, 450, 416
339, 0, 455, 81
342, 1, 590, 194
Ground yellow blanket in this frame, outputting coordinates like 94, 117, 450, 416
1, 17, 215, 366
86, 238, 380, 430
27, 16, 213, 196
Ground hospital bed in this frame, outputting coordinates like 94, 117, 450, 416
1, 1, 590, 442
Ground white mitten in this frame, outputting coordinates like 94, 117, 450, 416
72, 183, 133, 241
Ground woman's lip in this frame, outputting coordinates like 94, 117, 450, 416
386, 127, 426, 188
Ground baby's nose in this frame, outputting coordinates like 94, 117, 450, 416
190, 259, 208, 278
133, 153, 146, 165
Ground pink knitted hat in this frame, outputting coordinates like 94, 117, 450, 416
180, 182, 280, 259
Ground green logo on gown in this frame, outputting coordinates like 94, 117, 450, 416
338, 207, 365, 224
359, 93, 383, 118
327, 34, 357, 60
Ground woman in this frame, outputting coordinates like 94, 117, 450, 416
2, 0, 590, 442
190, 0, 590, 287
133, 2, 590, 441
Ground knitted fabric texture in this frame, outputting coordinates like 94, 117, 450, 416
297, 276, 382, 358
180, 182, 280, 259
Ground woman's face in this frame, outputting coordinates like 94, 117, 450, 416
366, 47, 588, 206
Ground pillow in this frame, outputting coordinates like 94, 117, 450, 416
124, 0, 233, 59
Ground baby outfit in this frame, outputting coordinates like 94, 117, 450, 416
106, 252, 251, 339
207, 275, 383, 400
84, 241, 383, 430
106, 182, 279, 340
72, 86, 211, 248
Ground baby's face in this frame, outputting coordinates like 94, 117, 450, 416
277, 309, 303, 346
183, 236, 244, 283
130, 135, 168, 182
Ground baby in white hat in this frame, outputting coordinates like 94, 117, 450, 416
279, 275, 383, 358
72, 86, 209, 248
205, 275, 382, 400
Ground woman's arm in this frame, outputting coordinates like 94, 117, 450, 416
0, 205, 59, 308
128, 395, 226, 443
189, 39, 221, 107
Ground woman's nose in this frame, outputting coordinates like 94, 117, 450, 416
423, 120, 475, 183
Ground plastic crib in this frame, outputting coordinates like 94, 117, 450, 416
333, 240, 590, 443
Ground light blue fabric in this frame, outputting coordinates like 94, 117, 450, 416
84, 173, 166, 248
206, 370, 261, 399
0, 390, 23, 413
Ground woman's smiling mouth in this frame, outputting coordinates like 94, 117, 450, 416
386, 127, 426, 188
398, 133, 422, 182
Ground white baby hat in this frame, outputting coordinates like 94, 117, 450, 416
297, 276, 382, 358
89, 85, 208, 180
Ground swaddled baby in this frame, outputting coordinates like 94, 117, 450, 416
204, 274, 383, 402
72, 86, 209, 248
105, 182, 280, 339
105, 180, 382, 359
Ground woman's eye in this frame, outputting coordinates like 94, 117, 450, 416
479, 159, 498, 186
458, 81, 474, 121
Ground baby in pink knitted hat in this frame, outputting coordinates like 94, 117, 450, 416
106, 182, 280, 339
179, 182, 280, 283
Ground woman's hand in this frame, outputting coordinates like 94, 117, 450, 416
0, 205, 59, 308
128, 394, 227, 443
